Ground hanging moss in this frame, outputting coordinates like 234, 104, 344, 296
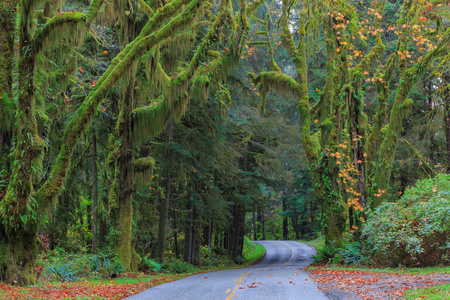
373, 26, 450, 207
133, 99, 172, 146
133, 157, 155, 170
251, 71, 300, 97
37, 0, 204, 215
134, 157, 155, 187
32, 12, 87, 56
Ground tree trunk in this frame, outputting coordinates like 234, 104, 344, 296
172, 209, 179, 259
115, 85, 136, 270
184, 197, 193, 263
311, 168, 347, 248
0, 0, 14, 170
92, 129, 98, 254
444, 73, 450, 174
157, 120, 173, 263
252, 211, 257, 240
282, 194, 288, 240
261, 208, 266, 240
193, 216, 202, 266
2, 2, 42, 285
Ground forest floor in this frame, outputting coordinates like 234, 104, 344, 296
307, 265, 450, 300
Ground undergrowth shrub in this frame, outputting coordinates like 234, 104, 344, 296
45, 265, 77, 282
40, 247, 125, 281
363, 174, 450, 267
313, 241, 366, 265
313, 241, 341, 264
140, 257, 164, 273
339, 242, 364, 265
166, 260, 197, 274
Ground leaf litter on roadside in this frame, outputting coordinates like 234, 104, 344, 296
308, 267, 450, 300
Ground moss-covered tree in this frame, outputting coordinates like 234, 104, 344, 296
250, 0, 450, 246
0, 0, 104, 284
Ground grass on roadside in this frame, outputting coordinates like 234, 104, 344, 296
297, 235, 325, 250
242, 236, 265, 263
405, 283, 450, 299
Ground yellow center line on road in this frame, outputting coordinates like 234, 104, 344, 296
275, 241, 295, 266
225, 269, 253, 300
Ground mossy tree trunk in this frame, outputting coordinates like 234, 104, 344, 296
92, 129, 98, 254
157, 120, 173, 263
114, 84, 136, 270
0, 6, 15, 274
0, 0, 15, 159
0, 0, 103, 284
2, 1, 44, 285
444, 72, 450, 174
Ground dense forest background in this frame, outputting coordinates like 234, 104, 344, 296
0, 0, 449, 286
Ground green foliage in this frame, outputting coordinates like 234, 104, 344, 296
140, 257, 164, 273
405, 284, 450, 300
298, 235, 325, 250
242, 236, 265, 262
40, 247, 125, 282
339, 242, 364, 266
166, 260, 198, 274
45, 265, 77, 282
88, 255, 125, 278
312, 241, 341, 264
0, 93, 15, 132
312, 240, 365, 266
363, 174, 450, 267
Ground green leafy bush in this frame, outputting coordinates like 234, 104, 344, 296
166, 260, 197, 274
90, 255, 125, 278
45, 265, 77, 282
40, 247, 124, 281
108, 260, 125, 277
90, 255, 111, 273
140, 257, 164, 273
363, 174, 450, 267
339, 242, 364, 265
313, 241, 341, 264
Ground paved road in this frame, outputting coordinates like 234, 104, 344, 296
127, 240, 328, 300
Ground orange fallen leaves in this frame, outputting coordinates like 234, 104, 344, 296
308, 267, 450, 300
0, 274, 186, 300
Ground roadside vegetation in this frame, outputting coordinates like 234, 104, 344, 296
0, 238, 265, 299
405, 283, 450, 300
304, 175, 450, 299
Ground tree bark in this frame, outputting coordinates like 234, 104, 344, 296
252, 211, 257, 240
157, 120, 173, 263
92, 129, 98, 254
172, 209, 179, 259
282, 193, 288, 240
444, 73, 450, 174
115, 85, 136, 270
2, 1, 42, 285
261, 208, 266, 240
184, 197, 193, 263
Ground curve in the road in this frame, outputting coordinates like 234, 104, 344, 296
126, 240, 328, 300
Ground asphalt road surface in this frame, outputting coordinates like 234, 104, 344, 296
127, 240, 329, 300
